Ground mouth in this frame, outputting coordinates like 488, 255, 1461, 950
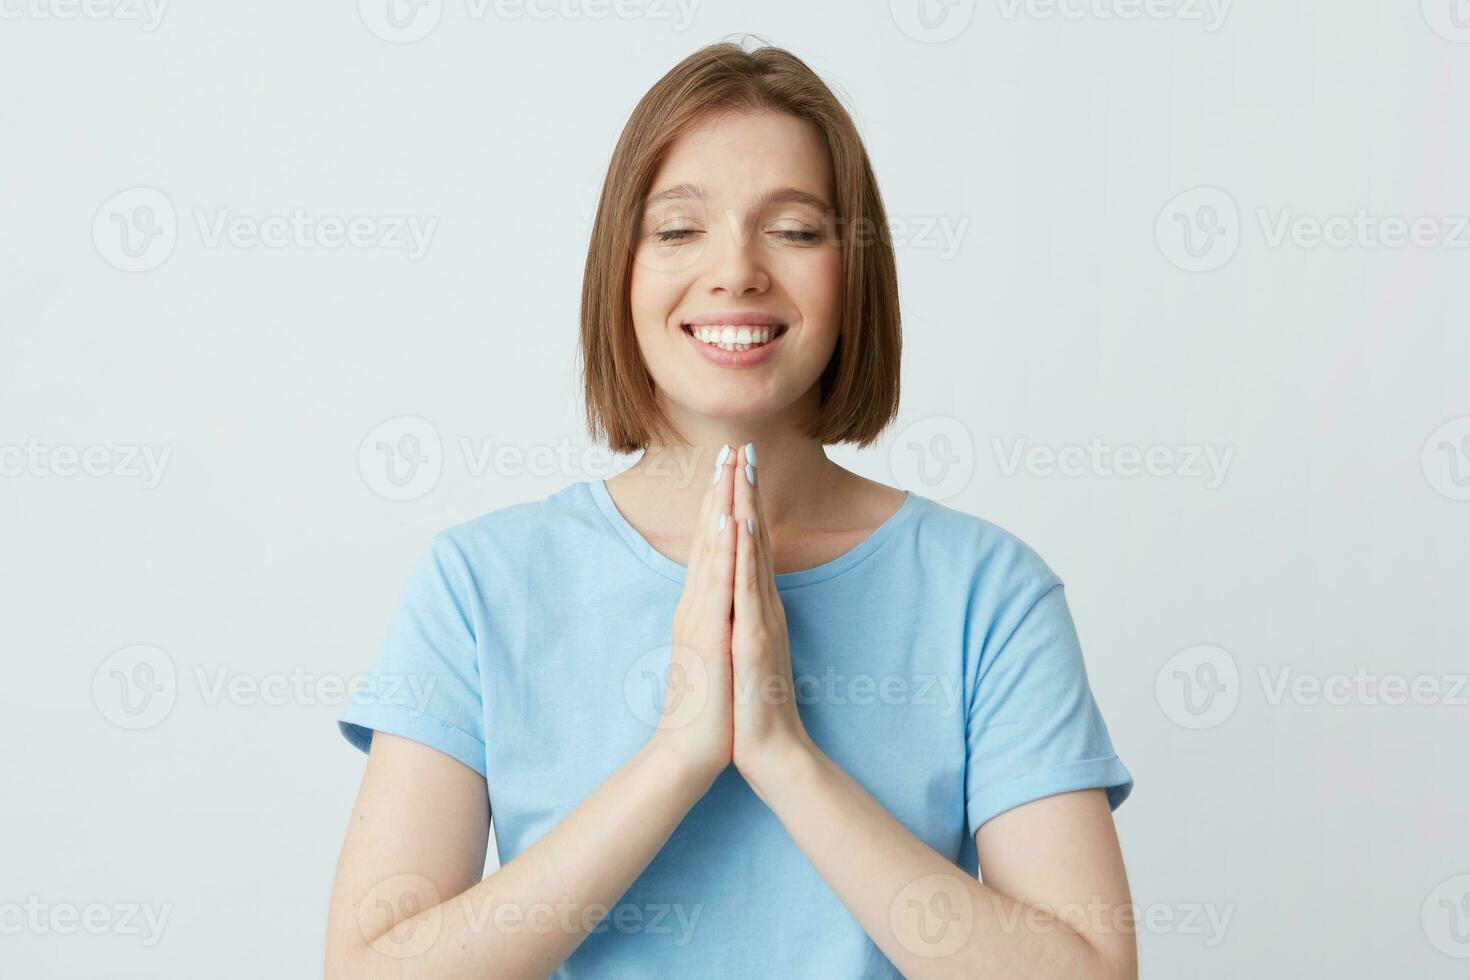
681, 321, 789, 353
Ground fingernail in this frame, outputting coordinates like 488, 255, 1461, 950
718, 513, 727, 533
711, 464, 722, 485
716, 443, 731, 467
745, 442, 757, 467
745, 463, 756, 486
747, 516, 756, 537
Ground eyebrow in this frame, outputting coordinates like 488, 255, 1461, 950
642, 183, 832, 212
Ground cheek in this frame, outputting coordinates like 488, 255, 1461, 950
792, 250, 844, 344
628, 268, 674, 341
626, 260, 682, 326
628, 265, 651, 319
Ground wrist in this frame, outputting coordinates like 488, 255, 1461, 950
739, 730, 822, 807
643, 730, 725, 797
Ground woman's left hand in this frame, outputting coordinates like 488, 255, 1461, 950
730, 443, 814, 785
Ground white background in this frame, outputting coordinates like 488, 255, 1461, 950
2, 1, 1468, 976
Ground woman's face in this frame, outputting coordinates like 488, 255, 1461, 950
629, 109, 843, 430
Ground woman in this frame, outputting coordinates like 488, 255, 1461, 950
325, 39, 1135, 979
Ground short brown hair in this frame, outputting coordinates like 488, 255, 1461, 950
579, 37, 902, 454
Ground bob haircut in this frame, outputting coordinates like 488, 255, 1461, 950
579, 37, 902, 454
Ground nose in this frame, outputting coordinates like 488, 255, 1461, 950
703, 208, 769, 297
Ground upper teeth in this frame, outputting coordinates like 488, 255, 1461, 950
691, 325, 777, 348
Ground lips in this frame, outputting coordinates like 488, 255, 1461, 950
682, 322, 788, 351
681, 311, 789, 354
682, 311, 788, 327
682, 319, 787, 367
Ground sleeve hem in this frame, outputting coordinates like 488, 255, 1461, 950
337, 704, 488, 779
966, 755, 1133, 837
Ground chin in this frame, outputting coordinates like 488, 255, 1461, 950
677, 389, 783, 423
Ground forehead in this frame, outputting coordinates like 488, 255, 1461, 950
645, 110, 833, 207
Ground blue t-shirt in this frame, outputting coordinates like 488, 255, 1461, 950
339, 478, 1132, 977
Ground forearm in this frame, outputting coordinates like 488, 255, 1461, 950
745, 739, 1126, 980
340, 734, 715, 980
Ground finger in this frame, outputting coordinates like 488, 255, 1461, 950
686, 443, 731, 582
746, 453, 778, 607
733, 443, 763, 621
733, 485, 759, 653
734, 442, 773, 595
706, 444, 737, 621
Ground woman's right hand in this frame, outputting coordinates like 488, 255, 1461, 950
655, 443, 738, 785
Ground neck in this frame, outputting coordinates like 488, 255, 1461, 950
625, 428, 841, 527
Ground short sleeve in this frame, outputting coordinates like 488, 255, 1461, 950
964, 581, 1132, 836
337, 533, 488, 777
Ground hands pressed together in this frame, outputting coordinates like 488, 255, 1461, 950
659, 442, 814, 789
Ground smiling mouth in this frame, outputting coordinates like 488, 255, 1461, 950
682, 322, 789, 352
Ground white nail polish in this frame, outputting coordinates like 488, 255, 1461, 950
745, 443, 757, 467
716, 443, 731, 467
747, 516, 756, 537
745, 463, 756, 486
711, 464, 722, 485
718, 513, 727, 533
